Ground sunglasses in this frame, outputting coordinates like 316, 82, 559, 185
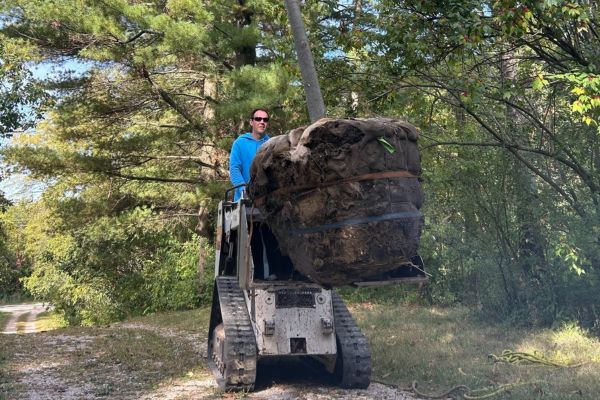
252, 117, 269, 122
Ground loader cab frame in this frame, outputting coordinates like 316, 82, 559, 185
215, 185, 295, 290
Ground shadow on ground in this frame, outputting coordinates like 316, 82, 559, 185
254, 356, 339, 390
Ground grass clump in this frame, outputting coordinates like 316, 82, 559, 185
354, 304, 600, 400
15, 312, 30, 333
93, 330, 201, 376
80, 308, 210, 396
123, 308, 210, 334
339, 284, 424, 305
35, 311, 68, 332
0, 311, 10, 332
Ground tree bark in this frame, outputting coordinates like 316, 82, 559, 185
202, 78, 216, 121
284, 0, 326, 122
234, 0, 256, 67
502, 51, 555, 324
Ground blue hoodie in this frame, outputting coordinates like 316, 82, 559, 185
229, 132, 270, 200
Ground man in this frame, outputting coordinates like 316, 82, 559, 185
229, 108, 283, 280
229, 108, 270, 201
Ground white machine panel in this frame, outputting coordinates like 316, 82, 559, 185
249, 287, 337, 356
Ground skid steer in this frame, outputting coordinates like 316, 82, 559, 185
207, 188, 374, 391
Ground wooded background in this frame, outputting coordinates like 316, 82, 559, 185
0, 0, 598, 330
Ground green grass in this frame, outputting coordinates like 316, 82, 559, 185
0, 312, 10, 332
123, 308, 210, 333
82, 307, 212, 396
353, 304, 600, 400
35, 311, 68, 332
15, 312, 29, 333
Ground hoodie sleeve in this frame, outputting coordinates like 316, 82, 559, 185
229, 139, 246, 201
229, 139, 245, 188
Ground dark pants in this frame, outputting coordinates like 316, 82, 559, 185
250, 223, 294, 280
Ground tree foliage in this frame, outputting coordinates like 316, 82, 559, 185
1, 0, 599, 329
0, 33, 49, 137
0, 193, 20, 298
351, 0, 600, 326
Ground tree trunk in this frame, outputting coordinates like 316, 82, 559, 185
348, 0, 362, 115
284, 0, 326, 122
202, 78, 216, 121
234, 0, 256, 67
502, 52, 555, 324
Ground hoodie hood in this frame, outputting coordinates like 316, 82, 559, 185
239, 132, 270, 142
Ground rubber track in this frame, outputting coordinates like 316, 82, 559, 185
210, 277, 257, 391
332, 291, 372, 388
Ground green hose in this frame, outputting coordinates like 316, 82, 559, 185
374, 349, 589, 399
488, 349, 588, 368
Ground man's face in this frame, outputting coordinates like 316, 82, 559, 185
250, 110, 269, 138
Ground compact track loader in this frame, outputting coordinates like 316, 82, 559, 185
207, 191, 375, 391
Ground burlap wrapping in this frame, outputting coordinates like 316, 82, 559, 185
249, 118, 424, 286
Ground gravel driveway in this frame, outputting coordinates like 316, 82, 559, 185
0, 318, 421, 399
0, 303, 48, 334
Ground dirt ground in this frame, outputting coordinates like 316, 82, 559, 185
0, 317, 420, 400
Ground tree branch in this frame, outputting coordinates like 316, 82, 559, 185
457, 101, 586, 218
104, 170, 203, 184
134, 155, 218, 170
140, 66, 205, 132
409, 71, 586, 216
202, 50, 234, 71
485, 95, 598, 194
407, 72, 599, 197
117, 30, 162, 45
172, 92, 220, 104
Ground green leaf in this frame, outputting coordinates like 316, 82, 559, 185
572, 100, 585, 114
377, 137, 396, 154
